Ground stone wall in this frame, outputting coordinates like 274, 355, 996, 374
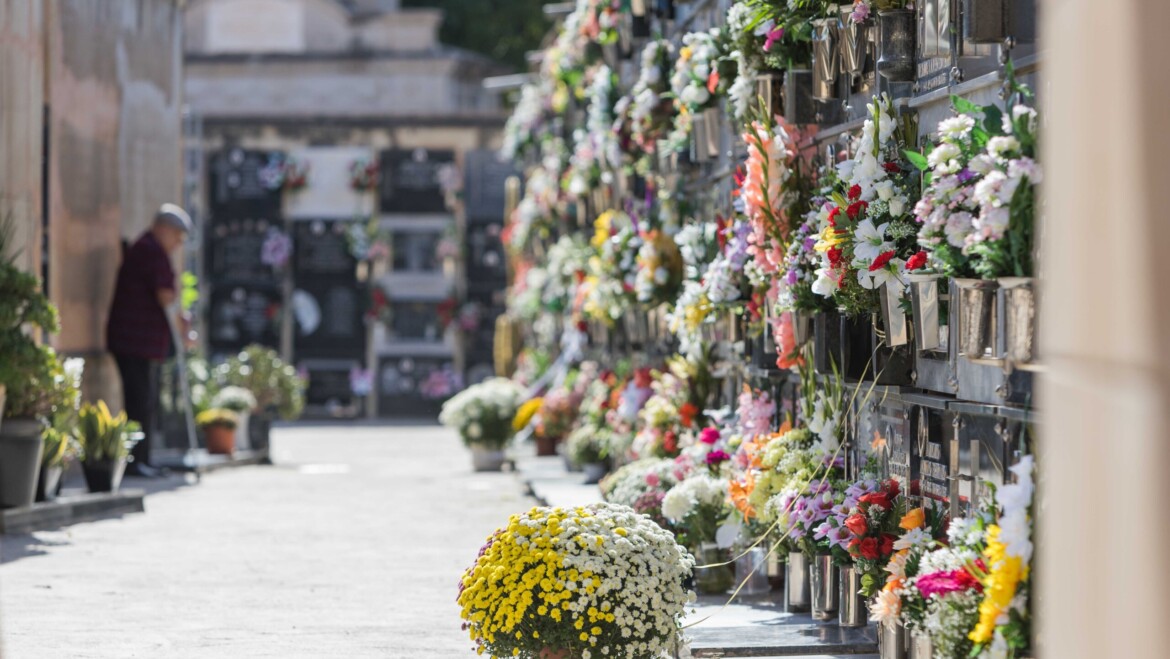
0, 0, 45, 277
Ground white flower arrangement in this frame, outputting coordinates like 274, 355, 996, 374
438, 377, 523, 448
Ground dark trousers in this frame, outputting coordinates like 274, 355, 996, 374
114, 354, 159, 466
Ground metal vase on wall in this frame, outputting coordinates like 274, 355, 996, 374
880, 280, 910, 347
700, 107, 721, 159
963, 0, 1007, 43
809, 554, 839, 620
785, 551, 811, 612
879, 619, 908, 659
908, 633, 932, 659
812, 18, 840, 101
838, 565, 868, 627
792, 310, 813, 347
955, 278, 999, 359
756, 71, 785, 119
998, 277, 1036, 363
691, 111, 711, 163
876, 9, 916, 82
907, 274, 943, 352
838, 7, 868, 83
734, 546, 772, 595
784, 67, 817, 124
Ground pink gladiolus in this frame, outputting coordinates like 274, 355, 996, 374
763, 27, 785, 52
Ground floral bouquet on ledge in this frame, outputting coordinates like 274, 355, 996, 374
438, 378, 524, 450
458, 503, 694, 659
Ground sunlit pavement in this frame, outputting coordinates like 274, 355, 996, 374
0, 422, 533, 658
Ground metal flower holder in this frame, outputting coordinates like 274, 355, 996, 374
908, 274, 959, 395
812, 18, 840, 101
998, 277, 1037, 364
784, 67, 818, 124
954, 278, 998, 360
838, 565, 869, 627
838, 7, 869, 83
809, 554, 839, 620
876, 9, 916, 82
756, 71, 785, 119
879, 619, 908, 659
734, 546, 772, 595
690, 112, 711, 163
908, 633, 933, 659
785, 551, 811, 612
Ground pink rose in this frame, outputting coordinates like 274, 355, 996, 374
645, 473, 660, 487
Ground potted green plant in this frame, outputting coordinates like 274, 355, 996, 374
209, 385, 257, 452
195, 408, 239, 455
77, 401, 140, 493
37, 357, 84, 502
213, 345, 305, 452
0, 218, 63, 508
565, 424, 610, 484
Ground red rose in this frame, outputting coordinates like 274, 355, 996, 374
858, 537, 880, 560
869, 250, 896, 272
906, 250, 928, 271
879, 534, 896, 557
844, 514, 868, 536
887, 479, 901, 499
576, 320, 588, 332
846, 200, 868, 220
882, 161, 902, 173
859, 492, 892, 510
848, 184, 862, 201
847, 538, 861, 552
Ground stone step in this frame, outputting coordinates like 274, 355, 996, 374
0, 490, 145, 534
685, 595, 878, 658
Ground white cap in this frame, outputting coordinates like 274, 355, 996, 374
155, 203, 192, 234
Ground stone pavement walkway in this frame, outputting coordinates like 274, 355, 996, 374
0, 422, 534, 658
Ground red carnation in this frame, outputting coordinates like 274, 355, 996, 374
882, 161, 902, 173
663, 431, 678, 454
848, 184, 862, 201
679, 403, 699, 428
869, 250, 896, 272
827, 206, 842, 227
858, 537, 880, 560
906, 250, 928, 271
827, 246, 844, 268
846, 200, 868, 220
844, 514, 869, 536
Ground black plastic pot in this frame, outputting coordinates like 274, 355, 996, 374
816, 311, 914, 384
0, 418, 46, 508
813, 310, 845, 375
35, 463, 64, 502
82, 458, 127, 494
249, 415, 273, 453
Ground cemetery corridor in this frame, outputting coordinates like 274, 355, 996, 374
0, 423, 532, 658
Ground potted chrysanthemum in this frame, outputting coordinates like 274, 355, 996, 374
458, 503, 694, 659
196, 408, 239, 455
439, 378, 523, 471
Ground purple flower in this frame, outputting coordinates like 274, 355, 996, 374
785, 270, 799, 286
956, 168, 976, 183
814, 520, 834, 541
850, 1, 870, 23
705, 449, 731, 466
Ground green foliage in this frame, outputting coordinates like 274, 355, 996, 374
195, 408, 239, 430
77, 401, 139, 462
180, 271, 199, 312
401, 0, 553, 70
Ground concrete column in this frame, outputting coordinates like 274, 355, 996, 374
1038, 1, 1170, 657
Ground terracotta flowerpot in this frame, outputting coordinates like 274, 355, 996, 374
205, 425, 236, 455
539, 649, 571, 659
534, 435, 558, 457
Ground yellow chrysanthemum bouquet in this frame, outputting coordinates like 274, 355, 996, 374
458, 503, 694, 659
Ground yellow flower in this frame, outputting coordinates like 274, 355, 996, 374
513, 398, 543, 431
969, 525, 1026, 645
814, 226, 845, 253
679, 46, 693, 62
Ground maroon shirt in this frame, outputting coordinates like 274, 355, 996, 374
107, 232, 176, 360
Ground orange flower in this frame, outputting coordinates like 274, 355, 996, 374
730, 473, 757, 520
899, 508, 925, 531
679, 403, 699, 428
883, 577, 904, 592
